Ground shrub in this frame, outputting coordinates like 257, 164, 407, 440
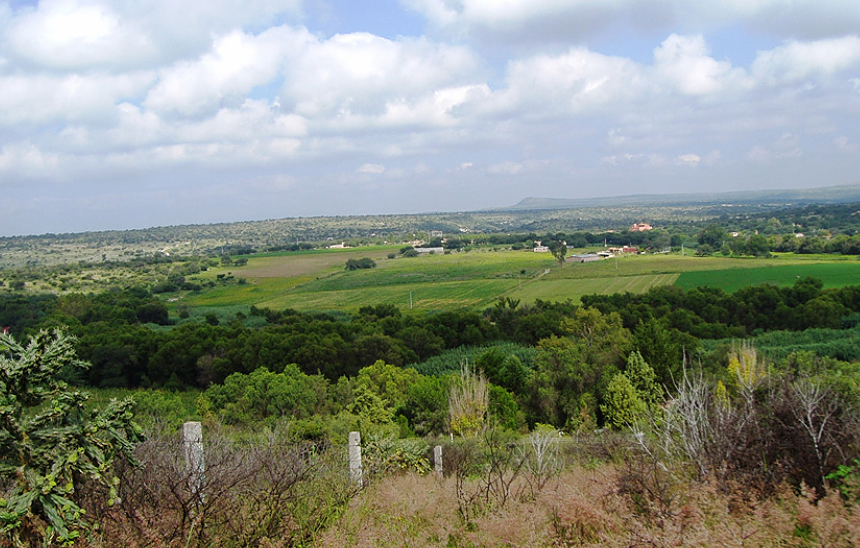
0, 330, 143, 547
345, 258, 377, 271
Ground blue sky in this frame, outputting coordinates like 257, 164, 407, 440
1, 0, 860, 236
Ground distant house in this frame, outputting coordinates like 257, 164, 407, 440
567, 254, 601, 263
430, 230, 443, 238
622, 246, 638, 253
630, 223, 653, 232
533, 240, 550, 252
327, 242, 349, 249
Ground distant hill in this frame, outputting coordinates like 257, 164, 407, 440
503, 183, 860, 211
4, 182, 860, 268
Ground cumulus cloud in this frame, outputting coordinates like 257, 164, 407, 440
0, 71, 155, 126
6, 0, 155, 69
405, 0, 860, 42
145, 27, 302, 117
653, 34, 747, 96
280, 33, 479, 119
491, 48, 643, 117
0, 142, 60, 178
2, 1, 860, 235
751, 37, 860, 85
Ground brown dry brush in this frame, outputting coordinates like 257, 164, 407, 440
75, 428, 359, 548
647, 369, 860, 498
315, 461, 860, 548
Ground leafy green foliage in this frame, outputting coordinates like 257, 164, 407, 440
0, 329, 143, 547
199, 365, 327, 425
826, 459, 860, 503
601, 373, 647, 429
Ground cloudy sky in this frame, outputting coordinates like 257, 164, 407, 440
2, 0, 860, 236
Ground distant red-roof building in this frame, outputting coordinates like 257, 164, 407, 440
630, 223, 653, 232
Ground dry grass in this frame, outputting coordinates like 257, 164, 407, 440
315, 466, 860, 548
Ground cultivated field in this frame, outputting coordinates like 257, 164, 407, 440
181, 249, 859, 315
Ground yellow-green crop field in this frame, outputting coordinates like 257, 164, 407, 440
179, 247, 860, 315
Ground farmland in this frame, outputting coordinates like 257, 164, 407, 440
179, 247, 860, 315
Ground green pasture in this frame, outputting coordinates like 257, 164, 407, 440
676, 260, 860, 292
179, 248, 860, 314
183, 248, 556, 312
508, 273, 680, 303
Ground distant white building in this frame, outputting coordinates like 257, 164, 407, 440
327, 242, 349, 249
568, 254, 602, 263
533, 240, 550, 252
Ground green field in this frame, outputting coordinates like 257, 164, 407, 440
181, 249, 860, 314
676, 260, 860, 292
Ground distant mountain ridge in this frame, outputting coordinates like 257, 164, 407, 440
503, 182, 860, 211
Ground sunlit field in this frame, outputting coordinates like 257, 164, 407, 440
181, 248, 860, 314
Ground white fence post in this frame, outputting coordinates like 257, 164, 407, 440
183, 421, 205, 501
348, 431, 363, 486
434, 445, 443, 476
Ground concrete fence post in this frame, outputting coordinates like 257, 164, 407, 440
348, 431, 363, 487
183, 421, 205, 501
434, 445, 443, 476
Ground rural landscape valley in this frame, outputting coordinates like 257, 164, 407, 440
4, 1, 860, 546
4, 192, 860, 547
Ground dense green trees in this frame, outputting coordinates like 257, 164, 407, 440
5, 274, 860, 443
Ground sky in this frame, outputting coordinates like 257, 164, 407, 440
1, 1, 860, 236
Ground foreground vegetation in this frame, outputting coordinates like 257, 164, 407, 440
4, 199, 860, 546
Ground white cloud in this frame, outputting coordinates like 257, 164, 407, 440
280, 33, 479, 119
653, 34, 748, 96
357, 163, 385, 174
751, 37, 860, 86
0, 71, 155, 125
2, 2, 860, 235
675, 153, 701, 166
0, 142, 60, 178
6, 0, 155, 69
406, 0, 860, 42
144, 27, 300, 117
492, 48, 643, 117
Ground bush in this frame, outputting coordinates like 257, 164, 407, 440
345, 258, 377, 270
0, 330, 143, 546
94, 426, 360, 547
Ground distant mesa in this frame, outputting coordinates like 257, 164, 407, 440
501, 182, 860, 211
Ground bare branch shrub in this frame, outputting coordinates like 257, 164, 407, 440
519, 424, 562, 497
447, 427, 525, 523
82, 425, 359, 547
